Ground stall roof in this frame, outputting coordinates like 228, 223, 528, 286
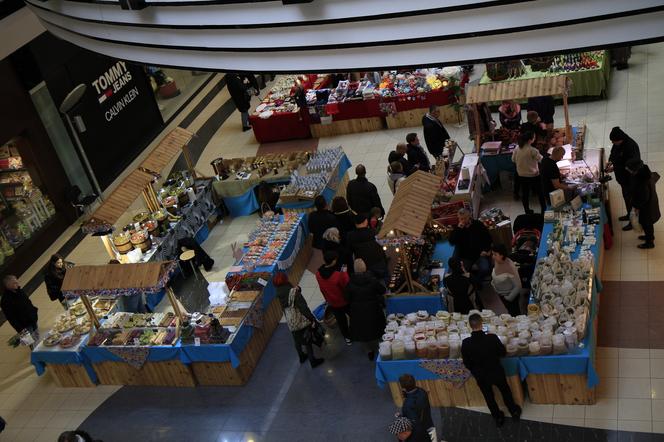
378, 171, 441, 238
140, 127, 195, 175
82, 169, 155, 233
465, 75, 570, 104
62, 261, 176, 297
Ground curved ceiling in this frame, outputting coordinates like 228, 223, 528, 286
26, 0, 664, 72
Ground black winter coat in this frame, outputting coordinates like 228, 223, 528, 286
333, 210, 356, 244
44, 271, 65, 302
346, 227, 387, 276
226, 73, 259, 112
461, 330, 507, 380
1, 288, 38, 333
402, 387, 435, 433
631, 167, 661, 226
307, 209, 339, 250
406, 143, 431, 172
421, 115, 450, 158
346, 177, 384, 217
344, 272, 386, 342
609, 136, 641, 186
449, 220, 492, 262
388, 151, 414, 176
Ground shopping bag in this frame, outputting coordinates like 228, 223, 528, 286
304, 322, 326, 348
630, 209, 643, 233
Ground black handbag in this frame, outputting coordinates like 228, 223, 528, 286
304, 322, 326, 348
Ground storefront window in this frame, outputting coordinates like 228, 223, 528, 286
146, 67, 212, 121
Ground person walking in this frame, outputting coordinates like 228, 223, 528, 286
346, 214, 388, 280
345, 259, 386, 360
316, 250, 352, 345
226, 73, 260, 131
1, 275, 38, 337
512, 131, 545, 214
421, 105, 450, 158
346, 164, 384, 217
491, 245, 523, 316
274, 272, 324, 368
461, 314, 521, 427
44, 254, 73, 310
399, 374, 436, 441
606, 127, 641, 231
626, 158, 660, 249
307, 195, 339, 250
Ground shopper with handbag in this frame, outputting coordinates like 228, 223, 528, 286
399, 374, 437, 441
274, 272, 324, 368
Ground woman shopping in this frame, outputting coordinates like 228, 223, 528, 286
44, 254, 73, 310
512, 131, 545, 214
274, 272, 325, 368
491, 245, 523, 316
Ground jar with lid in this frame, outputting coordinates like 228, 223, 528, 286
392, 340, 406, 360
379, 341, 392, 360
404, 340, 417, 359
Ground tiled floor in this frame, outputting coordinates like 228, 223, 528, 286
2, 44, 664, 441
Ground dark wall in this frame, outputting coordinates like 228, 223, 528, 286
25, 33, 164, 190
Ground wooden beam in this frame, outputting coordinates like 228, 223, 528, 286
81, 294, 101, 329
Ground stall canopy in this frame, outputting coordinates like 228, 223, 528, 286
378, 171, 441, 238
61, 261, 176, 298
81, 169, 156, 234
139, 127, 195, 176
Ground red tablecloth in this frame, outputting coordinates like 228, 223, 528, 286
249, 111, 311, 143
385, 88, 457, 112
325, 98, 383, 121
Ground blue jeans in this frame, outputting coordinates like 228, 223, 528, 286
241, 111, 250, 128
123, 294, 146, 313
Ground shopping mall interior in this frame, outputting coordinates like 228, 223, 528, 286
1, 2, 664, 442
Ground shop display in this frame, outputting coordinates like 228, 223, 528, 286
279, 147, 346, 203
548, 51, 603, 73
240, 213, 302, 268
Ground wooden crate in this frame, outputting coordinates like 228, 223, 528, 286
47, 363, 96, 388
385, 105, 462, 129
526, 374, 595, 405
92, 360, 196, 387
388, 375, 524, 408
192, 297, 283, 386
310, 117, 384, 138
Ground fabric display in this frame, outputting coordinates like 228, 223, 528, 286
418, 359, 472, 388
107, 346, 151, 369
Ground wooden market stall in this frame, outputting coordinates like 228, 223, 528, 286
61, 261, 194, 387
465, 75, 572, 151
139, 127, 197, 178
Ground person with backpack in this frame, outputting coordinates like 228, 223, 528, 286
274, 272, 324, 368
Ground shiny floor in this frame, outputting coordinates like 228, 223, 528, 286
1, 43, 664, 441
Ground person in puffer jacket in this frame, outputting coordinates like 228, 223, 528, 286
315, 250, 352, 345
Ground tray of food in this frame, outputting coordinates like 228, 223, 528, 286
230, 291, 261, 303
59, 335, 81, 349
43, 332, 62, 347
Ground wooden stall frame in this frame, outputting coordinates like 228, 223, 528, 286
465, 75, 572, 151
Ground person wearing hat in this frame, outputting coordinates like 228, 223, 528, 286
606, 127, 641, 231
626, 158, 660, 249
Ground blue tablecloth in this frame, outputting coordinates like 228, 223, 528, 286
277, 154, 352, 210
375, 355, 519, 388
223, 188, 260, 217
31, 340, 99, 384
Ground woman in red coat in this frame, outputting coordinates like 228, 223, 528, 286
315, 250, 352, 345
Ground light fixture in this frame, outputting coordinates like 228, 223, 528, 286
441, 80, 449, 87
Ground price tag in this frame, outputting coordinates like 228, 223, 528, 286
257, 278, 268, 287
194, 337, 201, 347
133, 338, 140, 346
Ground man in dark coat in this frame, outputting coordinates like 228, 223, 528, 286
405, 133, 431, 172
226, 73, 259, 131
626, 158, 661, 249
346, 214, 388, 279
399, 374, 435, 438
344, 259, 386, 360
307, 195, 339, 250
449, 208, 493, 288
1, 275, 38, 335
461, 314, 521, 427
607, 126, 641, 231
346, 164, 384, 217
388, 143, 414, 176
421, 105, 450, 158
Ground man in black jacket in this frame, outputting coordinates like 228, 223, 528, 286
607, 126, 641, 231
461, 314, 521, 427
405, 133, 431, 172
421, 105, 451, 158
388, 143, 414, 176
448, 208, 493, 287
1, 275, 38, 335
626, 158, 661, 249
346, 214, 387, 279
346, 165, 384, 217
307, 196, 339, 250
226, 73, 259, 132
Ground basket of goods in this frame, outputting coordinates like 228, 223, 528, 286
130, 230, 152, 252
113, 231, 133, 254
526, 56, 555, 71
170, 187, 188, 206
142, 219, 159, 237
486, 62, 510, 81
